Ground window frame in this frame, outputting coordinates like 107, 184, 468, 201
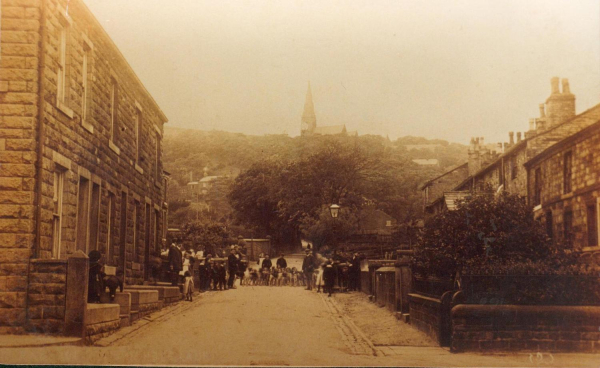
563, 151, 573, 194
52, 169, 66, 258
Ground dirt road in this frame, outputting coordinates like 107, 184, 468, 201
2, 286, 599, 366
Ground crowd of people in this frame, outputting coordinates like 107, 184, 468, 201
241, 249, 365, 297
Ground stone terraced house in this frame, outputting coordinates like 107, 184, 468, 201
423, 78, 600, 218
0, 0, 169, 333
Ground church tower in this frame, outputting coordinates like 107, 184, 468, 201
301, 82, 317, 136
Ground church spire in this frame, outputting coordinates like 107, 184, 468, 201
301, 82, 317, 136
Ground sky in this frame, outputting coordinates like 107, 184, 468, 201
82, 0, 600, 145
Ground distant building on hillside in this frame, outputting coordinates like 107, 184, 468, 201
300, 82, 357, 137
412, 159, 439, 166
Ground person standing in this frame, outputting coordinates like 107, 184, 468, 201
168, 243, 183, 286
323, 259, 336, 297
227, 249, 238, 289
276, 254, 287, 269
349, 253, 361, 291
302, 250, 315, 290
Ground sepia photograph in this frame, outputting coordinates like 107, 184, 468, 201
0, 0, 599, 366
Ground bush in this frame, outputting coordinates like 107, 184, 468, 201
414, 192, 576, 278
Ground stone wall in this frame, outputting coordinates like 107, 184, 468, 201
451, 305, 600, 353
526, 120, 600, 250
409, 292, 453, 346
0, 0, 40, 334
26, 259, 67, 334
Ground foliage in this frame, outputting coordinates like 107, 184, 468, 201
413, 192, 576, 279
181, 221, 229, 254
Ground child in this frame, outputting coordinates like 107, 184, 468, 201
217, 261, 227, 290
183, 271, 194, 301
104, 270, 124, 302
315, 264, 324, 293
88, 250, 105, 303
250, 268, 259, 286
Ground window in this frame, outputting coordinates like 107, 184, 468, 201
546, 211, 553, 239
81, 38, 93, 126
563, 210, 573, 248
106, 192, 116, 264
135, 108, 142, 163
511, 156, 518, 180
52, 170, 66, 258
534, 168, 542, 206
133, 200, 140, 261
57, 22, 68, 104
76, 176, 90, 252
119, 192, 127, 272
386, 220, 392, 227
563, 151, 573, 194
110, 77, 118, 142
587, 202, 598, 247
155, 133, 160, 182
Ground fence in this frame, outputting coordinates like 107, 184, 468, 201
412, 275, 456, 299
460, 274, 600, 306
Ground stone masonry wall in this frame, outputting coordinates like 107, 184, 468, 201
26, 259, 67, 334
37, 0, 167, 285
0, 0, 169, 331
452, 305, 600, 353
527, 122, 600, 250
0, 0, 41, 333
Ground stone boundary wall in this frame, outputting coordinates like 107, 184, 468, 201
451, 305, 600, 353
26, 259, 67, 334
409, 292, 453, 346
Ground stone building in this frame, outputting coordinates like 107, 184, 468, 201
421, 162, 469, 215
0, 0, 168, 332
455, 78, 600, 195
524, 119, 600, 258
422, 78, 600, 217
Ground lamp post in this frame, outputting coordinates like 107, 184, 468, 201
329, 204, 340, 249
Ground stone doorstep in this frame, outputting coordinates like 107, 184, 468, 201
125, 285, 180, 300
86, 304, 120, 326
100, 292, 132, 315
130, 311, 140, 323
124, 289, 159, 306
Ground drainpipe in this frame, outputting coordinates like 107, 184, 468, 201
34, 0, 48, 259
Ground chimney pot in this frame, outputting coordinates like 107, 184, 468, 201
517, 132, 522, 142
562, 78, 571, 94
551, 77, 560, 94
509, 131, 514, 145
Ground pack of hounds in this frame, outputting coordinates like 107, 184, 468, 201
241, 266, 307, 287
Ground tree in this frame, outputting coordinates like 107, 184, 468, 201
413, 192, 574, 279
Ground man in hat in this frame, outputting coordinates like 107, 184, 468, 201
302, 250, 315, 290
168, 243, 183, 286
227, 248, 238, 289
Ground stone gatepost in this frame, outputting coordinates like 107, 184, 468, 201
64, 251, 89, 337
395, 250, 413, 320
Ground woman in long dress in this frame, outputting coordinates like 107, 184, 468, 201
315, 262, 325, 293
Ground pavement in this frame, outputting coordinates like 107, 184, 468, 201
1, 281, 600, 366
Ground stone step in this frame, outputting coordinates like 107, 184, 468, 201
124, 289, 159, 308
125, 285, 180, 300
86, 304, 120, 325
99, 291, 131, 315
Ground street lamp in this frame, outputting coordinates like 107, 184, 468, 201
329, 204, 340, 218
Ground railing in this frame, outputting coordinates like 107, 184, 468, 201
460, 274, 600, 306
412, 275, 456, 299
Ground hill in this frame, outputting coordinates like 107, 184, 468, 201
162, 127, 468, 226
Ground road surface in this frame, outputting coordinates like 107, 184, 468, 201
1, 285, 599, 366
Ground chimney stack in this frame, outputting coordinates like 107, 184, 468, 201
551, 77, 560, 94
539, 104, 546, 118
517, 132, 522, 143
562, 78, 571, 94
480, 137, 485, 147
509, 132, 514, 145
497, 142, 503, 154
536, 118, 545, 131
528, 118, 535, 131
